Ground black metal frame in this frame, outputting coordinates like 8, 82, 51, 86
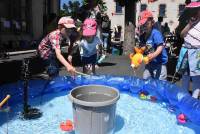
21, 58, 42, 119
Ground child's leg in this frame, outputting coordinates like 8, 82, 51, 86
83, 64, 87, 74
143, 64, 153, 79
191, 76, 200, 98
182, 75, 190, 91
92, 64, 96, 75
157, 65, 167, 81
91, 54, 97, 75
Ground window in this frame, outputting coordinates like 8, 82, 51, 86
140, 4, 147, 11
178, 4, 185, 16
116, 2, 122, 13
159, 4, 166, 17
0, 0, 31, 34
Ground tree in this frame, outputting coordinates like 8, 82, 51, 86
60, 1, 81, 20
68, 1, 81, 19
82, 0, 107, 13
60, 0, 107, 22
114, 0, 140, 55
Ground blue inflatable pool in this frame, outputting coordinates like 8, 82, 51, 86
0, 75, 200, 126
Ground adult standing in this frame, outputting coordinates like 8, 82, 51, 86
101, 13, 111, 54
177, 2, 200, 98
154, 16, 163, 33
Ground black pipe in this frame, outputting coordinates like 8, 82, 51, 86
21, 58, 42, 119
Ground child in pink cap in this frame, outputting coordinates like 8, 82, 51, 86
38, 17, 76, 78
80, 18, 103, 74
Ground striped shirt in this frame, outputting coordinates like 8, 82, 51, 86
184, 21, 200, 49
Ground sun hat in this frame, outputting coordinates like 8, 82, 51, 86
58, 17, 76, 28
186, 2, 200, 8
138, 10, 153, 26
82, 18, 97, 36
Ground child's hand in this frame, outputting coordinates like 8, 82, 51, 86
68, 55, 72, 64
66, 65, 76, 77
189, 17, 199, 27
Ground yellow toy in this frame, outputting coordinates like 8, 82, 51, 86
139, 93, 147, 100
130, 47, 149, 68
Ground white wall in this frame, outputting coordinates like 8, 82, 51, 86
136, 0, 185, 32
105, 0, 125, 41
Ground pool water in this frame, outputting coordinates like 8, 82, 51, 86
1, 91, 200, 134
76, 93, 113, 102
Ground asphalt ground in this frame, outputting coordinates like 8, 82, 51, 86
0, 53, 181, 88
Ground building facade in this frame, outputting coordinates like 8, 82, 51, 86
136, 0, 185, 32
104, 0, 125, 41
0, 0, 59, 51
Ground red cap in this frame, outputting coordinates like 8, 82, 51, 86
138, 10, 153, 26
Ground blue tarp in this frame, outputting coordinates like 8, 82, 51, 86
0, 75, 200, 125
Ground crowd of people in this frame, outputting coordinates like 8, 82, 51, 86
37, 1, 200, 99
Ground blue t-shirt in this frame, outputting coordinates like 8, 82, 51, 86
80, 36, 102, 57
140, 29, 168, 64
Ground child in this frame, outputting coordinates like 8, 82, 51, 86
80, 18, 103, 74
38, 17, 76, 78
138, 10, 168, 80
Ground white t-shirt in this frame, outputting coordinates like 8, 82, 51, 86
80, 36, 103, 57
184, 21, 200, 48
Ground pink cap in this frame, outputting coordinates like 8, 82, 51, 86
138, 10, 153, 26
186, 2, 200, 8
58, 17, 76, 28
82, 18, 97, 36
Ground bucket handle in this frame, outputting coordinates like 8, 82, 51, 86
0, 95, 11, 108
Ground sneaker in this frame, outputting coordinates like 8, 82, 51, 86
192, 89, 200, 99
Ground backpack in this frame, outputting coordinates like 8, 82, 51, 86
101, 16, 110, 30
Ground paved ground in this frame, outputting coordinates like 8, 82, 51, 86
0, 53, 181, 87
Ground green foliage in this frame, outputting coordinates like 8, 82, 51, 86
60, 1, 81, 19
97, 0, 107, 13
82, 0, 107, 13
59, 9, 68, 17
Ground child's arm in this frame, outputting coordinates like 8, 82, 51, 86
147, 30, 165, 61
180, 17, 199, 38
96, 43, 103, 55
147, 45, 164, 61
50, 34, 76, 75
55, 47, 75, 75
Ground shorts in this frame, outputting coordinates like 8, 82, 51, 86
143, 63, 167, 81
82, 54, 97, 65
